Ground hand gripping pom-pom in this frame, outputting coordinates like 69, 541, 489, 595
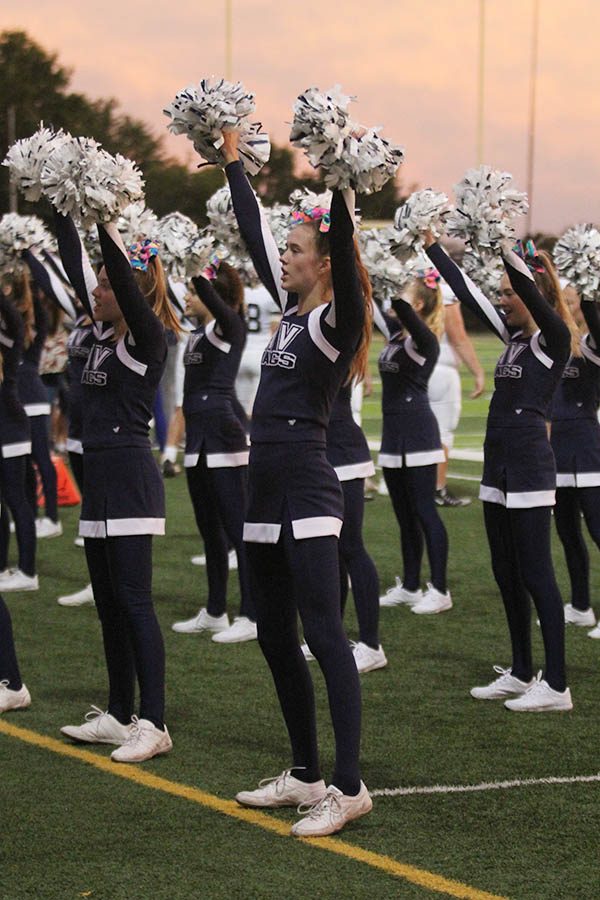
446, 165, 528, 253
289, 86, 404, 194
554, 224, 600, 302
164, 77, 270, 175
391, 189, 451, 262
2, 126, 70, 202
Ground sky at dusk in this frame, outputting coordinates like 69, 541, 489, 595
3, 0, 600, 233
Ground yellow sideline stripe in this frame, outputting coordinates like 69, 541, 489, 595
0, 719, 507, 900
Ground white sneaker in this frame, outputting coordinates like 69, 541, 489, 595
36, 517, 63, 539
352, 642, 388, 674
564, 604, 596, 626
171, 608, 229, 634
504, 673, 573, 712
470, 666, 535, 700
74, 536, 85, 548
291, 782, 373, 837
236, 769, 326, 808
0, 680, 31, 713
379, 577, 422, 607
301, 642, 315, 661
111, 718, 173, 763
190, 549, 238, 570
57, 584, 94, 607
588, 624, 600, 639
212, 616, 257, 643
61, 706, 132, 744
0, 569, 39, 592
411, 583, 452, 615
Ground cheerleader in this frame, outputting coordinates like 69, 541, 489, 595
222, 130, 373, 837
550, 285, 600, 632
325, 380, 387, 672
57, 215, 179, 761
377, 273, 450, 614
14, 269, 61, 539
171, 260, 257, 643
0, 287, 37, 592
426, 235, 575, 711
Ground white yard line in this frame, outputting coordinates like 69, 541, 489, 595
371, 774, 600, 798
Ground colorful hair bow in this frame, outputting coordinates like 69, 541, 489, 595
202, 251, 225, 281
513, 239, 545, 274
291, 206, 331, 233
128, 239, 159, 272
420, 268, 441, 290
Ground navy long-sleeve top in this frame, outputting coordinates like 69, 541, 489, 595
427, 243, 570, 426
551, 300, 600, 421
225, 160, 364, 445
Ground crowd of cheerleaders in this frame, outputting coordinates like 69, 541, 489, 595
1, 146, 599, 838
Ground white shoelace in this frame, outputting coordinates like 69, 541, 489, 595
0, 679, 10, 693
521, 672, 545, 695
84, 705, 108, 723
297, 789, 341, 822
257, 767, 306, 795
121, 716, 148, 747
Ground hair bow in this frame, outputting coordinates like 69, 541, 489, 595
291, 207, 331, 233
202, 251, 225, 281
513, 239, 545, 274
419, 267, 441, 289
128, 239, 159, 272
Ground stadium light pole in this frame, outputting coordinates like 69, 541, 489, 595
476, 0, 485, 164
525, 0, 540, 235
225, 0, 233, 78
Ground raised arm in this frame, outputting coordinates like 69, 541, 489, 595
426, 241, 509, 343
97, 223, 165, 356
223, 158, 286, 310
191, 275, 246, 345
391, 297, 439, 361
53, 210, 97, 321
22, 249, 77, 322
501, 246, 570, 361
322, 188, 364, 346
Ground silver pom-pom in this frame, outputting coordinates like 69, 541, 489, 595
0, 213, 54, 276
2, 125, 70, 202
359, 226, 409, 301
392, 189, 451, 261
553, 224, 600, 302
290, 86, 404, 194
288, 187, 333, 216
40, 135, 144, 228
265, 203, 292, 253
205, 185, 239, 246
154, 212, 213, 280
462, 249, 504, 297
446, 165, 528, 252
164, 77, 270, 175
116, 201, 158, 244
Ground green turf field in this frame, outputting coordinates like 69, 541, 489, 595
2, 333, 599, 899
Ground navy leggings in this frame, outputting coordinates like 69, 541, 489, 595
246, 515, 362, 796
383, 464, 448, 593
84, 535, 165, 729
26, 415, 58, 522
186, 456, 255, 621
0, 595, 22, 690
339, 478, 380, 648
0, 456, 36, 576
483, 502, 566, 692
554, 486, 600, 611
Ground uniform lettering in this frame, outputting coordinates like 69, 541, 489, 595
262, 349, 297, 369
495, 364, 523, 378
82, 344, 114, 387
262, 321, 304, 369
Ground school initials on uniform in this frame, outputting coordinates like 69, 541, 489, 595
496, 342, 526, 379
82, 345, 114, 385
184, 334, 204, 366
262, 321, 304, 370
379, 343, 400, 372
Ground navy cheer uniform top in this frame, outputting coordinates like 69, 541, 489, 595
377, 298, 445, 469
225, 160, 365, 542
427, 243, 570, 508
182, 275, 249, 469
551, 299, 600, 487
0, 294, 30, 459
